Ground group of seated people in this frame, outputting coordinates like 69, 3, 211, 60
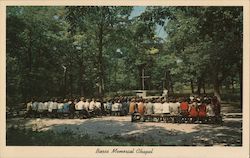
129, 95, 221, 123
25, 95, 221, 121
26, 97, 103, 118
25, 96, 131, 118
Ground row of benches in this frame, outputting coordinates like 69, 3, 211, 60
131, 113, 223, 124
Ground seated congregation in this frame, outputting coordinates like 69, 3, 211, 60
25, 95, 222, 124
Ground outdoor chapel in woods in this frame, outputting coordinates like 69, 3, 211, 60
6, 6, 243, 146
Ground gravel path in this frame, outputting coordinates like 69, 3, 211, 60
7, 112, 242, 146
6, 102, 242, 146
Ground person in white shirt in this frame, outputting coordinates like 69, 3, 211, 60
162, 99, 170, 114
25, 100, 33, 117
153, 99, 163, 114
106, 99, 112, 115
95, 101, 101, 109
112, 100, 122, 116
48, 100, 54, 113
145, 99, 154, 115
94, 99, 103, 115
89, 99, 96, 112
75, 98, 84, 111
81, 98, 90, 117
37, 101, 44, 113
169, 99, 180, 115
190, 95, 195, 102
32, 101, 39, 113
26, 101, 32, 112
206, 103, 215, 117
43, 101, 49, 112
57, 101, 64, 112
51, 99, 58, 117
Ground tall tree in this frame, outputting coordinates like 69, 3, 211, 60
65, 6, 133, 97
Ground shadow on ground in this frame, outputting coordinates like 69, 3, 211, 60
6, 101, 242, 146
6, 115, 242, 146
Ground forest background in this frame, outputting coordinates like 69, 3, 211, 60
6, 6, 242, 106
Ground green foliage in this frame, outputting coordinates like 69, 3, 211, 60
141, 6, 242, 98
6, 6, 242, 105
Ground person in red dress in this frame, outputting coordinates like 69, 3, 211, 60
189, 100, 198, 123
180, 97, 190, 122
180, 98, 189, 117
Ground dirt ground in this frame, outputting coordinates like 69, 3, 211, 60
6, 103, 242, 146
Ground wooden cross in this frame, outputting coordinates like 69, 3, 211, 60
141, 68, 150, 90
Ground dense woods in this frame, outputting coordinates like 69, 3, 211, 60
6, 6, 242, 106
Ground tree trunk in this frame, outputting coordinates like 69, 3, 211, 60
68, 57, 73, 98
231, 78, 235, 93
79, 54, 84, 96
64, 70, 67, 97
27, 30, 32, 100
169, 77, 174, 94
239, 63, 242, 106
28, 30, 32, 73
203, 83, 206, 94
97, 15, 104, 98
213, 73, 221, 102
190, 80, 194, 94
69, 72, 73, 98
138, 65, 143, 90
197, 79, 202, 95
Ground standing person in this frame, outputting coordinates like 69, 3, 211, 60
206, 98, 216, 123
206, 99, 215, 117
162, 88, 168, 99
211, 96, 222, 123
212, 96, 221, 116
